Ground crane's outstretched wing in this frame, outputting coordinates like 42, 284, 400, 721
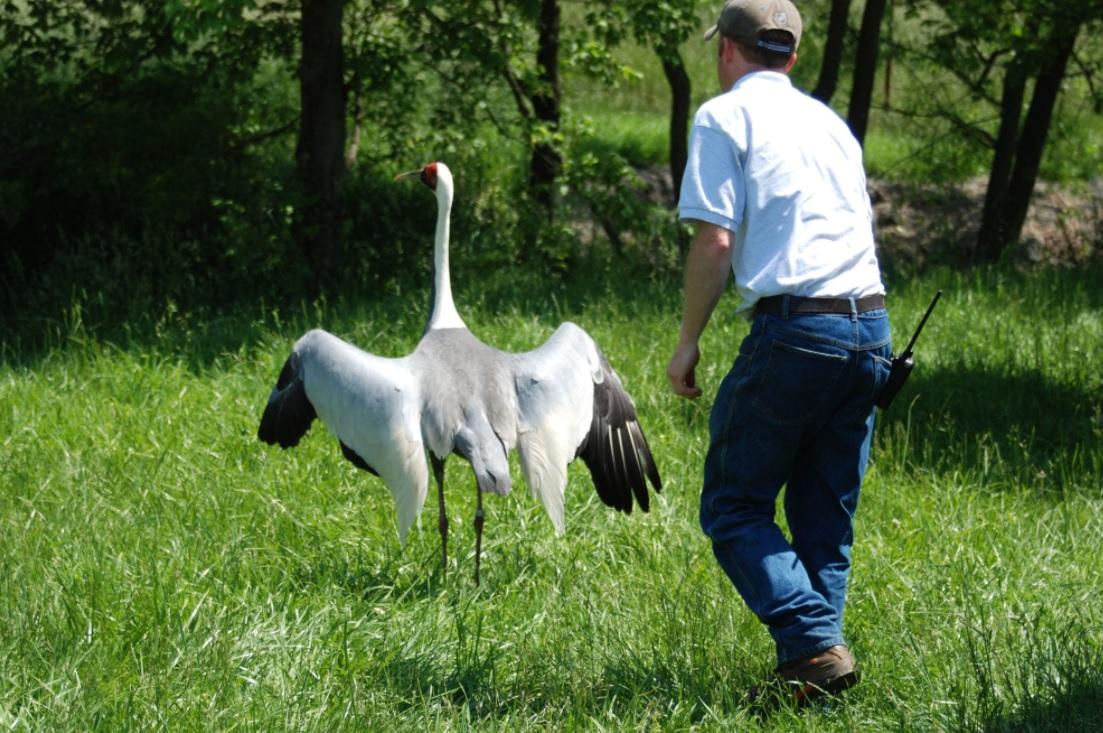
513, 322, 661, 534
258, 329, 429, 544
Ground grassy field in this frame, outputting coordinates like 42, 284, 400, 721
4, 5, 1100, 728
1, 262, 1101, 731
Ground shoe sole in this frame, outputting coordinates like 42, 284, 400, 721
792, 669, 860, 705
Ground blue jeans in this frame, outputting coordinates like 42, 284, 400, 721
700, 300, 892, 666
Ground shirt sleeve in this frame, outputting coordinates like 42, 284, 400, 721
678, 123, 744, 233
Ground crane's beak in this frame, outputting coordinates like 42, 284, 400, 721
394, 169, 421, 181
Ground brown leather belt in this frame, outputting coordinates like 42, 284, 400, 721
754, 293, 886, 316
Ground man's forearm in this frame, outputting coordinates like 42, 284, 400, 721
678, 223, 733, 346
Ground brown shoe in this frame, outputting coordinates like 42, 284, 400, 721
748, 645, 860, 709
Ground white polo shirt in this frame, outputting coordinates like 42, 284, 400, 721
679, 71, 885, 317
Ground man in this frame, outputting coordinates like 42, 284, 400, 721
666, 0, 892, 706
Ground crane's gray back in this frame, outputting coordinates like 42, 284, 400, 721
412, 327, 519, 457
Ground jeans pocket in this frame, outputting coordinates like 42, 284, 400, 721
751, 339, 849, 426
872, 352, 892, 390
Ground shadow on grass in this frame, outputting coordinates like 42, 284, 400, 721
0, 258, 682, 372
592, 652, 740, 722
982, 675, 1103, 733
376, 651, 728, 724
379, 650, 510, 720
877, 362, 1101, 492
289, 544, 447, 605
960, 617, 1103, 733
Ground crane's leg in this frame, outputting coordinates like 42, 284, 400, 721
431, 455, 447, 578
473, 483, 485, 586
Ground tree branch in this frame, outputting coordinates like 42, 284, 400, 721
236, 119, 297, 148
879, 98, 996, 149
491, 0, 534, 121
1069, 48, 1101, 113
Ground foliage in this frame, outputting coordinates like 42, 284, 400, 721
562, 140, 687, 269
2, 0, 1102, 328
0, 0, 299, 318
880, 0, 1103, 176
582, 0, 702, 62
392, 1, 550, 160
343, 1, 424, 167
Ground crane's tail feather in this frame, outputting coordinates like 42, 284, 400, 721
258, 352, 317, 448
578, 353, 662, 514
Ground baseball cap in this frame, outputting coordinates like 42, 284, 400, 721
703, 0, 802, 54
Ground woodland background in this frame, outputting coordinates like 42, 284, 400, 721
2, 0, 1101, 341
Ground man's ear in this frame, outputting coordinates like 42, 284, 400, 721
718, 36, 734, 63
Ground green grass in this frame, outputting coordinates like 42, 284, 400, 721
570, 109, 670, 168
2, 264, 1102, 731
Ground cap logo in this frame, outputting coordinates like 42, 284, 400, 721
703, 0, 802, 47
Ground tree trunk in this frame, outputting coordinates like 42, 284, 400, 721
530, 0, 561, 215
983, 26, 1079, 262
882, 0, 894, 106
295, 0, 346, 294
847, 0, 887, 145
661, 50, 690, 206
975, 58, 1028, 261
812, 0, 851, 104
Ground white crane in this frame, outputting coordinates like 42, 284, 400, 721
258, 161, 661, 584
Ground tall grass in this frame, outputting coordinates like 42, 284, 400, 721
1, 263, 1101, 731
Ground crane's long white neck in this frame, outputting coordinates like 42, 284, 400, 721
427, 168, 466, 331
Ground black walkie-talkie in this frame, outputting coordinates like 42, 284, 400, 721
875, 290, 942, 410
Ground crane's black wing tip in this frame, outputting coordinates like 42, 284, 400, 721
340, 440, 379, 475
257, 353, 317, 448
578, 359, 662, 516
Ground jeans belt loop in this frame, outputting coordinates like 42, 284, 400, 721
848, 296, 857, 322
782, 294, 790, 320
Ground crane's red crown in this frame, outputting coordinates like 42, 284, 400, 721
421, 162, 439, 190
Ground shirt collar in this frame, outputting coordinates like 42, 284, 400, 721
726, 70, 792, 94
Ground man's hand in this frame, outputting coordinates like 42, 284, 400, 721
667, 341, 703, 399
667, 221, 732, 400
